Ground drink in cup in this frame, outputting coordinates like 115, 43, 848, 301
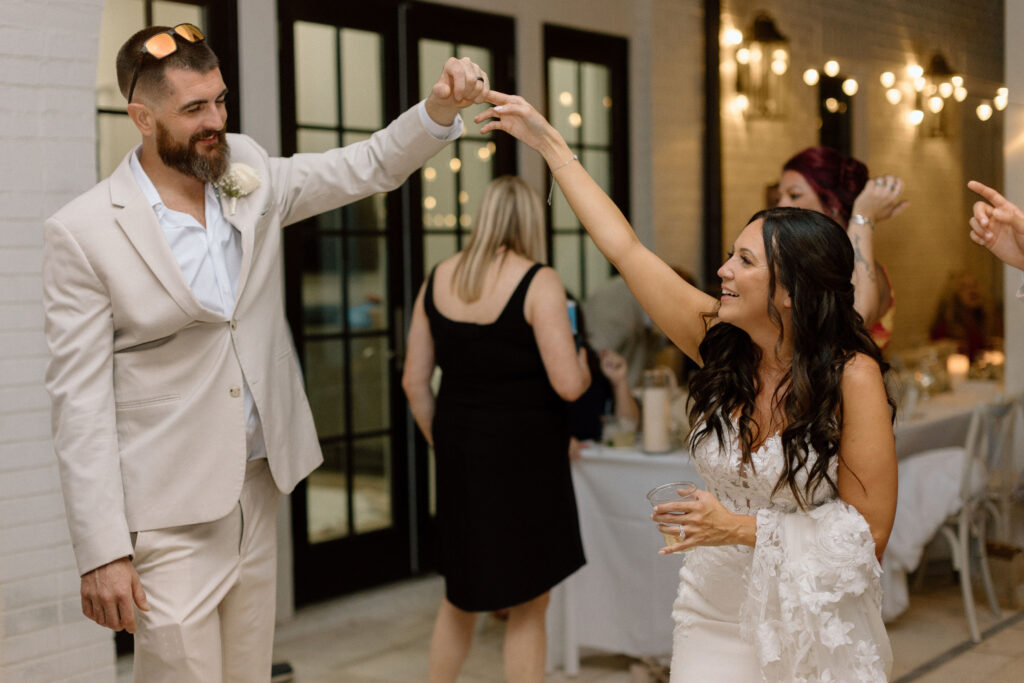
646, 481, 697, 548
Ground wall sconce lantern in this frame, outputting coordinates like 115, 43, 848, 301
878, 52, 1005, 131
735, 12, 789, 118
915, 51, 958, 136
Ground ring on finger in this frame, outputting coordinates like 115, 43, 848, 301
875, 178, 884, 186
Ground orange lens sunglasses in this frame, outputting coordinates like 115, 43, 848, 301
127, 23, 205, 103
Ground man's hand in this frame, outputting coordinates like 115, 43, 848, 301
968, 180, 1024, 270
424, 57, 490, 126
81, 556, 149, 633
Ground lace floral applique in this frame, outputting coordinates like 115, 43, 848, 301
739, 502, 891, 682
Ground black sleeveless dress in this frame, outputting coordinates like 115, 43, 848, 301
425, 263, 586, 611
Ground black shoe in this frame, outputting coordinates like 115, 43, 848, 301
271, 661, 295, 682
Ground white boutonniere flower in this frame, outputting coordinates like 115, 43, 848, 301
217, 163, 261, 215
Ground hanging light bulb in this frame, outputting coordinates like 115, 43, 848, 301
928, 96, 944, 113
908, 64, 924, 79
938, 82, 953, 99
952, 75, 964, 87
977, 103, 993, 121
824, 60, 840, 78
723, 27, 743, 46
736, 47, 750, 65
842, 78, 859, 96
880, 72, 896, 88
886, 88, 902, 105
908, 109, 924, 125
954, 86, 968, 102
994, 87, 1009, 111
803, 68, 819, 86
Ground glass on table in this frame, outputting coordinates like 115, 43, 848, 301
646, 481, 697, 549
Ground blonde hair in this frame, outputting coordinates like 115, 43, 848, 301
452, 176, 547, 302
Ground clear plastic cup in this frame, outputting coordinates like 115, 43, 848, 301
646, 481, 697, 548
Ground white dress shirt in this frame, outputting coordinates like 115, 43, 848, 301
130, 150, 268, 461
128, 101, 460, 461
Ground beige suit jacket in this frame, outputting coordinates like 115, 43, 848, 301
43, 106, 449, 575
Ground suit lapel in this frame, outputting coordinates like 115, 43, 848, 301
108, 153, 212, 320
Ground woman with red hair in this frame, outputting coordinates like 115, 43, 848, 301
778, 147, 907, 348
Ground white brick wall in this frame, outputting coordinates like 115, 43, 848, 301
0, 0, 115, 680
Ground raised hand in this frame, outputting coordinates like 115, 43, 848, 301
424, 57, 490, 126
968, 180, 1024, 270
598, 349, 628, 387
475, 91, 562, 158
851, 174, 909, 224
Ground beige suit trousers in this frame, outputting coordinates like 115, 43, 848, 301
132, 460, 280, 683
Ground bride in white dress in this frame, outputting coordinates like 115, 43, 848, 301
477, 93, 898, 682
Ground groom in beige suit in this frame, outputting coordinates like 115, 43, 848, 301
42, 25, 489, 682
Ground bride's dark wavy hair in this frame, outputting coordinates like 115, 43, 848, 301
688, 206, 894, 508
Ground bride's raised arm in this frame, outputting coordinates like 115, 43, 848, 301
477, 92, 717, 362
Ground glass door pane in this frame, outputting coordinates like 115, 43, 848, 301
418, 39, 496, 272
545, 38, 623, 298
292, 22, 395, 550
95, 0, 207, 178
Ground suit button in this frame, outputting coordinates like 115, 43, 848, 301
229, 386, 241, 398
230, 319, 238, 330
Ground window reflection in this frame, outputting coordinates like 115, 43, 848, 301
292, 21, 392, 546
419, 38, 496, 271
547, 54, 617, 297
95, 0, 204, 177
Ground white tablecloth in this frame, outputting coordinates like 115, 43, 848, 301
895, 380, 1003, 458
546, 446, 705, 674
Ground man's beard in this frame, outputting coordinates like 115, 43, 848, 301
155, 120, 230, 183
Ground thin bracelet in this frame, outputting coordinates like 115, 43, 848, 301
551, 153, 579, 173
548, 154, 579, 205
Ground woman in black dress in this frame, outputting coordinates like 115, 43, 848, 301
402, 175, 591, 682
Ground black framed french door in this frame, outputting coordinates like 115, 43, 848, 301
279, 1, 515, 605
401, 0, 517, 576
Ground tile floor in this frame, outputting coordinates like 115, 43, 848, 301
114, 566, 1023, 682
115, 545, 1024, 682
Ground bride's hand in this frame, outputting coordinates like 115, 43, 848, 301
474, 91, 556, 152
652, 489, 753, 553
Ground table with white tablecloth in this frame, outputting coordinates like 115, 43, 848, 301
545, 446, 705, 675
895, 380, 1004, 458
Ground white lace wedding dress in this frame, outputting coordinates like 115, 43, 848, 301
670, 430, 893, 682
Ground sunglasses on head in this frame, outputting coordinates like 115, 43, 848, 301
127, 23, 205, 103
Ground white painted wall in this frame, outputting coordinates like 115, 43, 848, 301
0, 0, 117, 680
1003, 1, 1023, 395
